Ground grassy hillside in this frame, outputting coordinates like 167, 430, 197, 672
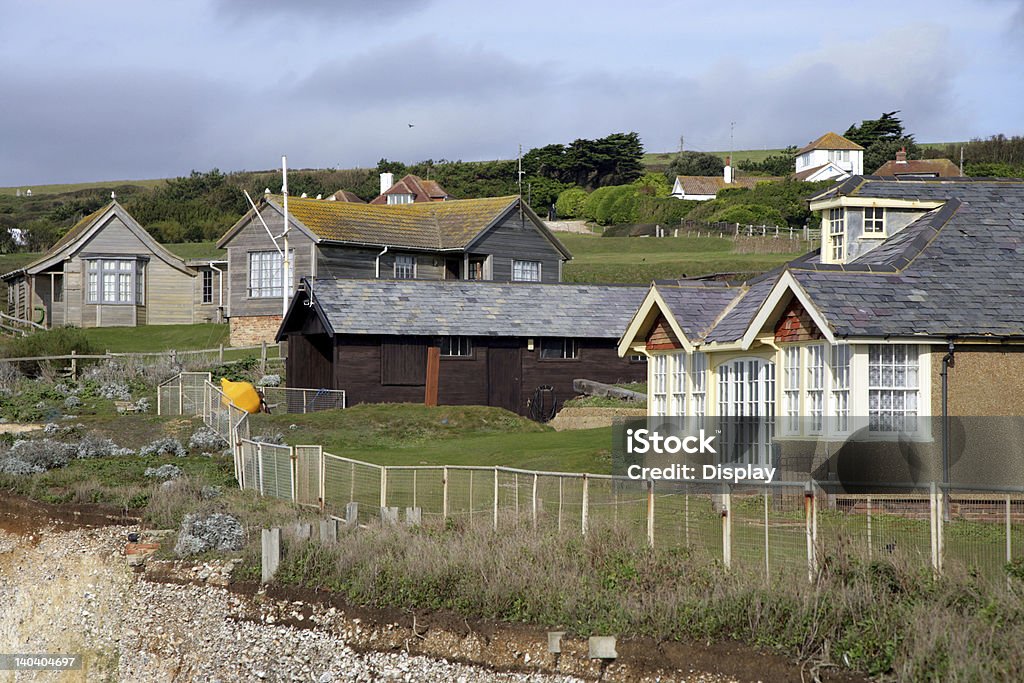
561, 233, 808, 283
0, 178, 168, 197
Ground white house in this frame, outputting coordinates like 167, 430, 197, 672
671, 161, 781, 201
793, 132, 864, 182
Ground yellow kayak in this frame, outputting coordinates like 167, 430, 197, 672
220, 378, 263, 414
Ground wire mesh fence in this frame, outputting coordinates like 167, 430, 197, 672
260, 387, 346, 414
174, 374, 1024, 584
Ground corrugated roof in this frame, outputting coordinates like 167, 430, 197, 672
796, 132, 864, 155
298, 278, 648, 338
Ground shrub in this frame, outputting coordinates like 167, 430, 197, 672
139, 437, 187, 458
256, 374, 281, 387
188, 427, 227, 453
554, 187, 588, 219
174, 512, 245, 557
0, 328, 96, 376
144, 464, 184, 480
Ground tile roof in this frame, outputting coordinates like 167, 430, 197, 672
873, 158, 962, 178
369, 174, 449, 204
656, 283, 741, 341
796, 132, 864, 156
297, 278, 648, 338
278, 195, 531, 251
645, 177, 1024, 344
327, 190, 365, 203
674, 175, 782, 196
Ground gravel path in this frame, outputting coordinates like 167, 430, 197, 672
0, 525, 587, 683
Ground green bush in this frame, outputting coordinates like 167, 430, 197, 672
708, 204, 787, 226
0, 327, 96, 376
555, 187, 588, 219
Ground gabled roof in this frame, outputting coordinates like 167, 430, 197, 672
327, 190, 365, 203
792, 162, 848, 182
218, 195, 572, 258
278, 278, 647, 341
673, 175, 781, 196
873, 158, 962, 178
796, 132, 864, 156
370, 174, 449, 204
3, 201, 192, 280
622, 177, 1024, 348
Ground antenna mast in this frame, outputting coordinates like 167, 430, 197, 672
517, 144, 525, 219
282, 155, 290, 318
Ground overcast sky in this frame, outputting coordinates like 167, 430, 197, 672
1, 0, 1022, 186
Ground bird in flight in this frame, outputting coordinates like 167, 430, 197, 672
408, 123, 415, 128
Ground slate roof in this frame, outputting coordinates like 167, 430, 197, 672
873, 158, 962, 178
796, 132, 864, 155
644, 177, 1024, 344
655, 283, 741, 341
674, 175, 781, 196
293, 278, 647, 339
369, 174, 449, 204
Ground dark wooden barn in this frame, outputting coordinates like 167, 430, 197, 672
276, 278, 648, 417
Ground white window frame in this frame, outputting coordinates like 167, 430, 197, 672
248, 249, 294, 298
691, 352, 707, 418
868, 344, 919, 433
806, 344, 825, 434
863, 207, 886, 236
831, 344, 851, 433
86, 258, 139, 305
669, 352, 686, 416
782, 346, 801, 434
440, 336, 473, 357
201, 270, 214, 304
539, 338, 578, 360
512, 259, 542, 282
651, 355, 668, 417
828, 208, 845, 262
394, 254, 416, 279
386, 193, 414, 205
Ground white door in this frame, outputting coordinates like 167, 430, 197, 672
716, 358, 776, 465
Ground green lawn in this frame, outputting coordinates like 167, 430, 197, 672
81, 323, 229, 353
251, 404, 614, 473
561, 233, 807, 283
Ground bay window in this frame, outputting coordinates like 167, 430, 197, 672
87, 258, 142, 305
691, 352, 707, 418
670, 352, 686, 416
783, 346, 801, 432
651, 355, 668, 417
806, 344, 825, 432
830, 344, 851, 432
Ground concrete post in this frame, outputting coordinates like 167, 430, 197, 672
319, 518, 338, 543
405, 507, 422, 526
261, 527, 280, 584
381, 506, 399, 525
345, 502, 359, 526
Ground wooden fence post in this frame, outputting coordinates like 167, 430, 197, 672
442, 466, 449, 521
380, 466, 388, 509
493, 468, 499, 531
532, 473, 538, 530
722, 484, 732, 570
581, 474, 589, 537
646, 479, 655, 548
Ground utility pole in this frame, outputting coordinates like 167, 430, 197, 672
281, 156, 291, 318
959, 146, 964, 175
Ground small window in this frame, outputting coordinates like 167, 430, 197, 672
394, 255, 415, 279
512, 259, 541, 282
386, 193, 414, 205
828, 208, 845, 262
864, 207, 885, 234
467, 256, 488, 281
202, 270, 214, 304
628, 354, 647, 363
440, 336, 473, 357
539, 338, 578, 360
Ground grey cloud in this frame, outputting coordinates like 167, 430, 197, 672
213, 0, 432, 23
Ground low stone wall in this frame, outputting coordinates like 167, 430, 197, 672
229, 315, 282, 347
548, 406, 646, 431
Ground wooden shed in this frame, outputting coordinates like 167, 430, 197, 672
276, 278, 648, 417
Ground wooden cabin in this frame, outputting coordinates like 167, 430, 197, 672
2, 201, 225, 328
276, 278, 647, 417
217, 195, 572, 346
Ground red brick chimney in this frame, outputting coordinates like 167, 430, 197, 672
895, 147, 907, 164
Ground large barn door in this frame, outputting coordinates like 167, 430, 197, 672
487, 341, 522, 414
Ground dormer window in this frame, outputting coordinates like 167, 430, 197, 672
828, 208, 845, 262
387, 193, 414, 205
864, 207, 885, 235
